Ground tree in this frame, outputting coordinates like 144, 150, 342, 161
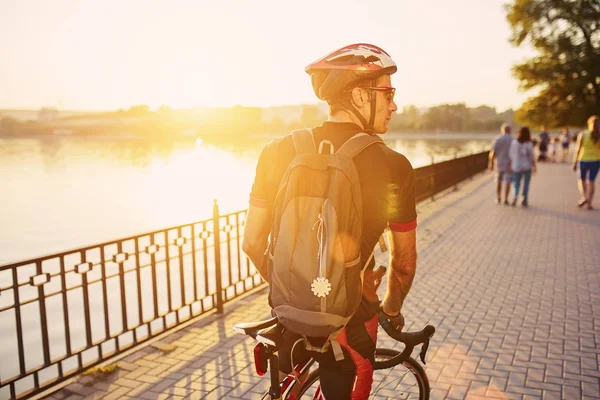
299, 105, 325, 127
0, 117, 20, 134
506, 0, 600, 128
267, 116, 285, 133
422, 103, 470, 132
157, 105, 173, 115
126, 105, 151, 116
389, 105, 421, 131
471, 105, 497, 121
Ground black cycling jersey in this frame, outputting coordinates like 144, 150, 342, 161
250, 121, 417, 307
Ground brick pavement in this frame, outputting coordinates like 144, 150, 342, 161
45, 162, 600, 400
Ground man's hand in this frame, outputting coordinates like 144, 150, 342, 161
378, 308, 405, 333
488, 150, 495, 171
572, 162, 577, 172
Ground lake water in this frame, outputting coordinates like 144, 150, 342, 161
0, 133, 494, 265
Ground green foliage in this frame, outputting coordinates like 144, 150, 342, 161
0, 102, 509, 139
0, 117, 20, 134
287, 105, 326, 130
423, 103, 470, 131
506, 0, 600, 128
82, 363, 119, 376
388, 104, 512, 133
126, 104, 151, 115
390, 105, 422, 131
79, 363, 119, 386
0, 117, 48, 136
300, 105, 325, 127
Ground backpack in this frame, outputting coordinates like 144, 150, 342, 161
267, 129, 383, 360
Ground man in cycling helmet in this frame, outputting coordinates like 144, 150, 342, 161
243, 43, 418, 399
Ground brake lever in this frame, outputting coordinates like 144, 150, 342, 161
419, 338, 430, 365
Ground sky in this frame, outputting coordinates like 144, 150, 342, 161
0, 0, 536, 112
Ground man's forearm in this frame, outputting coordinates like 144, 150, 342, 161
242, 240, 270, 282
241, 205, 273, 283
247, 246, 269, 282
573, 146, 581, 164
383, 251, 417, 314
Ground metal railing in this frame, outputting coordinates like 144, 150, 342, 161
0, 150, 489, 399
415, 151, 489, 203
0, 202, 260, 400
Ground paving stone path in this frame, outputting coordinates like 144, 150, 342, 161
45, 162, 600, 400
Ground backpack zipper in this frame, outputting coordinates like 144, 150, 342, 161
311, 201, 329, 312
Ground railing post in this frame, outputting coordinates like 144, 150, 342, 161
213, 199, 224, 313
453, 152, 459, 191
430, 155, 436, 201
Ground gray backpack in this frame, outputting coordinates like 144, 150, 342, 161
267, 129, 383, 359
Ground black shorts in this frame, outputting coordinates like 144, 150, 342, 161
279, 301, 379, 400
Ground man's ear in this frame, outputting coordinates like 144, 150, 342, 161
350, 87, 367, 107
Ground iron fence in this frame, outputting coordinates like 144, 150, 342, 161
0, 150, 489, 399
415, 151, 489, 203
0, 203, 260, 400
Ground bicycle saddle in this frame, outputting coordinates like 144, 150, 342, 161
233, 317, 278, 338
256, 322, 285, 349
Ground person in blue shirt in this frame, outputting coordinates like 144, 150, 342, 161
488, 123, 513, 205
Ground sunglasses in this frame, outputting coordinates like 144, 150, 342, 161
363, 86, 396, 102
347, 86, 396, 102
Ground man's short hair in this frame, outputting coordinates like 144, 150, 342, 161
328, 77, 381, 114
500, 123, 511, 133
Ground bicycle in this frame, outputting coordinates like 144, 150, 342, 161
233, 311, 435, 399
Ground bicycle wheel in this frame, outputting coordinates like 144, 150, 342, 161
296, 348, 430, 399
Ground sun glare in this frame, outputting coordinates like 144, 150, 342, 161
139, 144, 256, 227
0, 0, 532, 111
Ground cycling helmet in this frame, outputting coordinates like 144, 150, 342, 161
306, 43, 397, 100
306, 43, 397, 133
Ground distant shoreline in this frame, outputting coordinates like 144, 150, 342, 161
0, 131, 500, 142
250, 132, 499, 140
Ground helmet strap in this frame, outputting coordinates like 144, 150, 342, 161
337, 97, 369, 133
347, 105, 370, 134
338, 80, 377, 134
367, 80, 377, 134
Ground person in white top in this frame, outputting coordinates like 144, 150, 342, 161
509, 126, 537, 207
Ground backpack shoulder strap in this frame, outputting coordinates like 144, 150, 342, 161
336, 133, 384, 158
291, 129, 317, 154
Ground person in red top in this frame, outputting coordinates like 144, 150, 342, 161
242, 43, 418, 399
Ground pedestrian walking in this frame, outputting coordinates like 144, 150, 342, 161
550, 137, 558, 162
572, 115, 600, 210
560, 128, 570, 162
509, 126, 537, 207
488, 123, 513, 205
538, 126, 550, 162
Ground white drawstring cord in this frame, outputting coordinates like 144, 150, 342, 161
312, 213, 324, 277
290, 337, 305, 384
